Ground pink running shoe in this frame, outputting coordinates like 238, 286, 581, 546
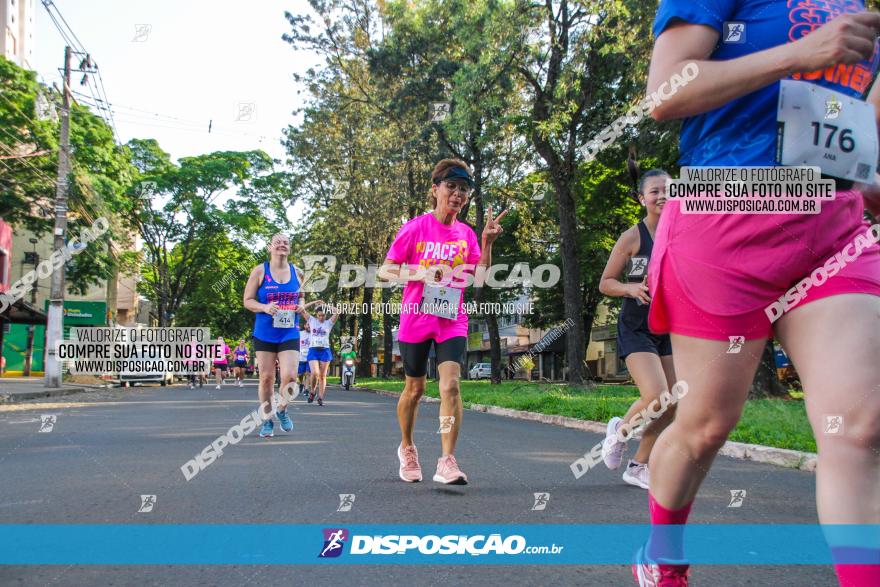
433, 454, 468, 485
633, 546, 690, 586
397, 443, 423, 482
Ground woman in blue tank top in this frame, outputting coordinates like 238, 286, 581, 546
243, 233, 321, 438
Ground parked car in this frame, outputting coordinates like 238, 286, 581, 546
469, 362, 492, 380
119, 348, 174, 387
120, 368, 174, 387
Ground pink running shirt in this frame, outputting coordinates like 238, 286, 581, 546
386, 212, 481, 343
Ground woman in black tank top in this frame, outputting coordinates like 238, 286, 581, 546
596, 169, 678, 490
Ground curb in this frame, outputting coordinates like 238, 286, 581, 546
0, 386, 89, 404
351, 386, 818, 472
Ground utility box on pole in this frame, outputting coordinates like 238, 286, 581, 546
44, 46, 71, 389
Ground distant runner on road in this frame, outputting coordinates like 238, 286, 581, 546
232, 339, 249, 388
297, 320, 311, 396
298, 303, 341, 406
243, 233, 318, 438
212, 337, 230, 390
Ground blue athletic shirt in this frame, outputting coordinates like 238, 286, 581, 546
653, 0, 879, 166
252, 262, 301, 343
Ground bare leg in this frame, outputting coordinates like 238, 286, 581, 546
308, 360, 320, 395
648, 335, 765, 509
255, 351, 277, 420
317, 361, 330, 398
276, 350, 299, 409
621, 353, 678, 463
437, 361, 463, 456
398, 375, 426, 447
776, 294, 880, 525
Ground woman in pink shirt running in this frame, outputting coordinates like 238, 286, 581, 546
381, 159, 506, 485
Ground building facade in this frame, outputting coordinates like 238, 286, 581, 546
1, 228, 146, 376
1, 0, 35, 69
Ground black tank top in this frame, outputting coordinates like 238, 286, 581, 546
620, 221, 654, 331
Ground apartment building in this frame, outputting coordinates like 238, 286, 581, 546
0, 0, 35, 69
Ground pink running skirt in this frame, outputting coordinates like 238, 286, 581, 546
648, 189, 880, 341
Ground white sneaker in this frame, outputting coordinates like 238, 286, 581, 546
601, 416, 627, 470
237, 380, 243, 387
622, 461, 650, 489
215, 385, 221, 389
188, 384, 194, 389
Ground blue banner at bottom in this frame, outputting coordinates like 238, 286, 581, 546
0, 525, 878, 564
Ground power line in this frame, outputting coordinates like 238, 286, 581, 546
71, 91, 206, 126
43, 0, 87, 53
0, 129, 57, 186
71, 91, 273, 141
40, 0, 121, 144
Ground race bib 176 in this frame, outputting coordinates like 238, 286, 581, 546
777, 80, 878, 183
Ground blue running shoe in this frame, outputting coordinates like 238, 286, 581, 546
276, 409, 293, 432
259, 419, 274, 438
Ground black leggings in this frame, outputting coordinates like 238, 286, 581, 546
399, 337, 466, 378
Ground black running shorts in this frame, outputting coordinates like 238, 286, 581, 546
399, 337, 467, 378
252, 337, 300, 353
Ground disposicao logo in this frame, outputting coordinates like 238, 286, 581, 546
319, 528, 348, 558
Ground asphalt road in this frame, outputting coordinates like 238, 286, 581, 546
0, 381, 834, 586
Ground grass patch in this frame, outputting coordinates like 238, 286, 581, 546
355, 377, 816, 453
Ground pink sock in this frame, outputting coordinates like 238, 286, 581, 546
646, 492, 693, 562
833, 547, 880, 586
834, 564, 880, 586
649, 492, 693, 524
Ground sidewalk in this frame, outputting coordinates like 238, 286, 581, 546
0, 377, 97, 403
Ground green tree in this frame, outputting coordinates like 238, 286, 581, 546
1, 55, 136, 295
509, 0, 658, 382
125, 139, 291, 326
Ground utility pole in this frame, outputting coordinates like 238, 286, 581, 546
44, 46, 72, 389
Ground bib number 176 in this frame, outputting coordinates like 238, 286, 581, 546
810, 122, 855, 153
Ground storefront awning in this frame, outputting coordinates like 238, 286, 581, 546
0, 298, 48, 325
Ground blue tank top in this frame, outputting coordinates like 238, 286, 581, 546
253, 262, 301, 343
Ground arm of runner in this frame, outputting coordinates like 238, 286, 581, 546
862, 83, 880, 211
868, 76, 880, 127
855, 172, 880, 216
478, 205, 507, 267
243, 265, 277, 315
599, 228, 650, 303
296, 299, 323, 321
649, 12, 880, 121
327, 303, 342, 324
472, 206, 507, 287
294, 266, 307, 308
